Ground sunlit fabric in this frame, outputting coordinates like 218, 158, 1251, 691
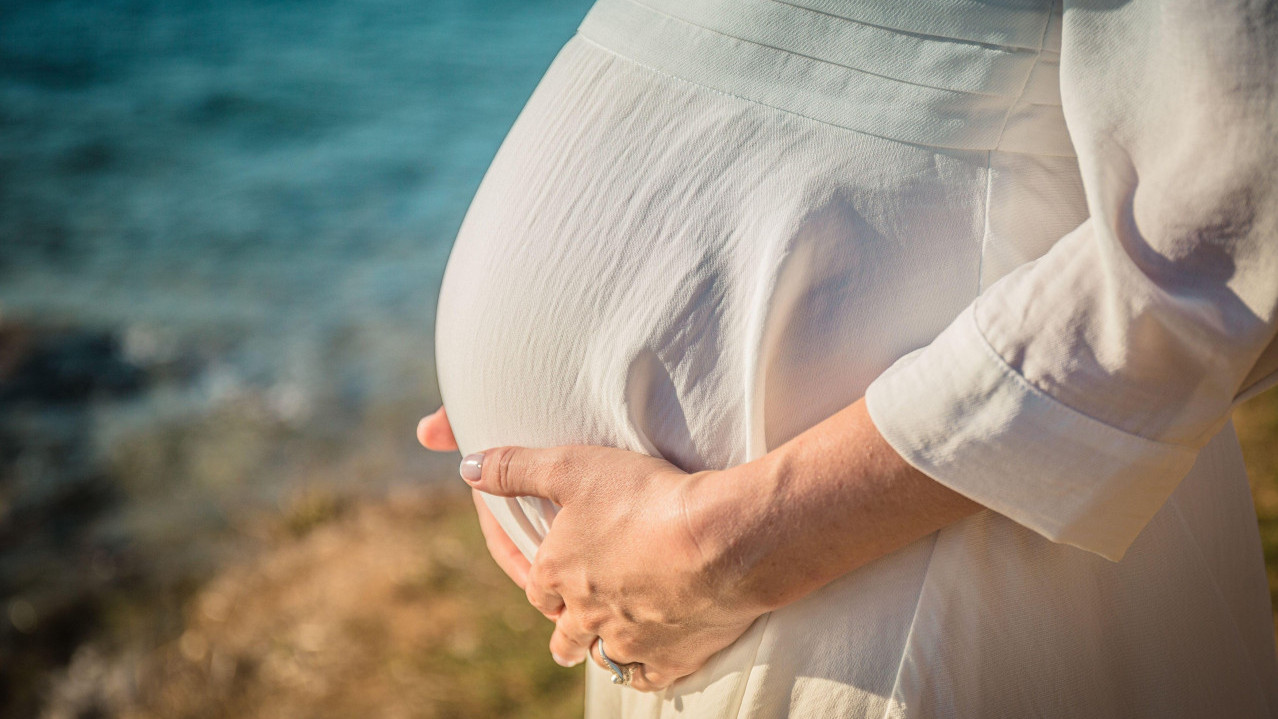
434, 0, 1278, 715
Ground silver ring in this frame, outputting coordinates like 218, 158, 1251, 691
597, 639, 634, 686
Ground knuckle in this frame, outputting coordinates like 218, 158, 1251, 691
525, 560, 545, 586
613, 641, 639, 664
567, 629, 592, 648
546, 446, 574, 473
611, 637, 640, 662
525, 582, 558, 612
555, 628, 581, 648
493, 447, 517, 493
527, 560, 562, 594
612, 624, 643, 649
561, 615, 592, 643
549, 629, 576, 652
525, 586, 554, 615
580, 611, 605, 634
541, 449, 574, 490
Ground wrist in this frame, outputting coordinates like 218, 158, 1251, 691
677, 398, 982, 621
679, 454, 792, 615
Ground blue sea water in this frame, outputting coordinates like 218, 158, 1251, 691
0, 0, 594, 410
0, 4, 598, 707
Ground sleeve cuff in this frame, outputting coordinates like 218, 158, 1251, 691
864, 306, 1199, 561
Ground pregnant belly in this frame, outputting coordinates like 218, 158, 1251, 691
434, 38, 989, 557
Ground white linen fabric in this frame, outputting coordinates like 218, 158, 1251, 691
434, 0, 1278, 716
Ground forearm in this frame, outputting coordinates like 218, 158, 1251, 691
687, 397, 981, 614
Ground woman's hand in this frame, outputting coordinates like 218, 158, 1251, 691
416, 406, 761, 690
417, 407, 530, 589
457, 443, 765, 692
419, 399, 982, 693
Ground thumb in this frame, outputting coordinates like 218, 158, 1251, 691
460, 446, 574, 504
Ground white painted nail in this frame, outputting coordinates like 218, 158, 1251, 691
460, 453, 484, 483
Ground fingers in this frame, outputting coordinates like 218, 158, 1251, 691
524, 561, 566, 620
588, 638, 675, 693
549, 612, 594, 667
416, 406, 458, 451
460, 445, 577, 504
471, 489, 530, 589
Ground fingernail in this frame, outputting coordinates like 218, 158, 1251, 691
460, 453, 484, 483
552, 653, 583, 668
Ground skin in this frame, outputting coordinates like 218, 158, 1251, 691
416, 401, 981, 693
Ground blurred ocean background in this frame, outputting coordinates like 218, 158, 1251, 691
1, 1, 1276, 717
0, 0, 594, 716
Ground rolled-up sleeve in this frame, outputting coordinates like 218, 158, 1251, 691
864, 0, 1278, 562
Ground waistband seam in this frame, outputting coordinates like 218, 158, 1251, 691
573, 32, 1075, 157
572, 32, 955, 150
622, 0, 1022, 100
767, 0, 1046, 53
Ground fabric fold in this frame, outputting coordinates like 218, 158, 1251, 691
866, 305, 1199, 561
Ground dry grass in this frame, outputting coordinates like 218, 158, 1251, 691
29, 389, 1278, 719
42, 485, 585, 719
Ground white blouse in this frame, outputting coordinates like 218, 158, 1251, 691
865, 0, 1278, 564
434, 0, 1278, 716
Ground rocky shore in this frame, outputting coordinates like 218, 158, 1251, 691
0, 319, 517, 719
2, 318, 1275, 718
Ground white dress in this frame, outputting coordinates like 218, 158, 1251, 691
434, 0, 1278, 716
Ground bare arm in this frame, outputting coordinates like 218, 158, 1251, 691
693, 397, 980, 614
